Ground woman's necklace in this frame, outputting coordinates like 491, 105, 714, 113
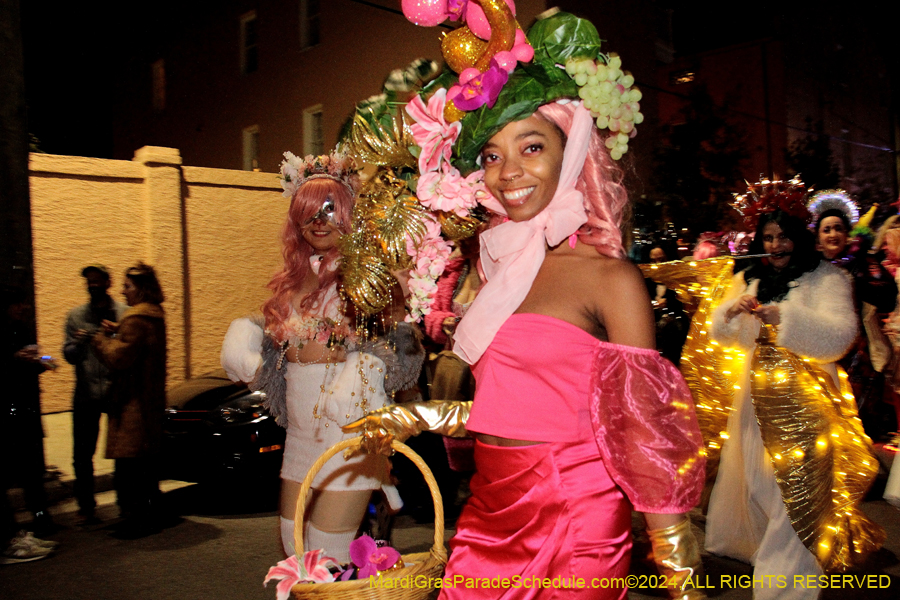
311, 352, 371, 427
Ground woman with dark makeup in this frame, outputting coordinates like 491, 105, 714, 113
707, 202, 882, 598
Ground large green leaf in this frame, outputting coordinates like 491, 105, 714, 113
453, 62, 578, 173
528, 12, 602, 65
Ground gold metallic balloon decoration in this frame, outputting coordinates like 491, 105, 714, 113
472, 0, 517, 72
441, 27, 486, 73
441, 0, 520, 123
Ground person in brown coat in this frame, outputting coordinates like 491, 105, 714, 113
93, 263, 166, 538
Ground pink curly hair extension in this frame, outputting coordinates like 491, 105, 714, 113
262, 178, 354, 343
535, 102, 629, 258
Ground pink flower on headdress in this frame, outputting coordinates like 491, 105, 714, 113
264, 550, 338, 600
406, 88, 462, 174
417, 165, 481, 218
449, 59, 509, 111
404, 215, 453, 322
448, 0, 468, 21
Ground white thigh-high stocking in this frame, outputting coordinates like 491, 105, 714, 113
280, 516, 297, 557
306, 523, 357, 564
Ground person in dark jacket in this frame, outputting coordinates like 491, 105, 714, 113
93, 263, 167, 538
644, 244, 689, 364
63, 265, 127, 523
1, 286, 58, 559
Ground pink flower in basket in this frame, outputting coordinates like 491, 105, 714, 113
347, 534, 401, 580
264, 550, 339, 600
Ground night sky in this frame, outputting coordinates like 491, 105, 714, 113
19, 1, 898, 159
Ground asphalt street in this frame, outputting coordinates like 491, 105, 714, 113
3, 413, 899, 599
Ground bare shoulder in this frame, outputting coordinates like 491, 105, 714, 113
590, 255, 655, 349
595, 255, 646, 286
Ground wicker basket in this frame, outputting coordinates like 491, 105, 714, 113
290, 437, 448, 599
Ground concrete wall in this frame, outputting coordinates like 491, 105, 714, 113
29, 147, 287, 413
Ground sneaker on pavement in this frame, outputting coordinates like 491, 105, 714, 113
1, 532, 54, 565
19, 531, 59, 549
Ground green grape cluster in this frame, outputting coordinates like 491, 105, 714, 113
564, 54, 643, 160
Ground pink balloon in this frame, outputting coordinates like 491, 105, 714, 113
459, 67, 481, 85
512, 42, 533, 63
401, 0, 450, 27
493, 51, 517, 73
465, 0, 516, 40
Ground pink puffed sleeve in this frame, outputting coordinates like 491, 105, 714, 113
590, 343, 705, 513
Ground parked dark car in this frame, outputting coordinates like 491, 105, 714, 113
162, 369, 285, 483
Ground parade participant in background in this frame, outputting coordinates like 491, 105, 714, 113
93, 262, 167, 539
221, 152, 421, 562
63, 264, 127, 524
345, 6, 706, 599
811, 194, 898, 440
644, 243, 688, 364
422, 233, 482, 518
707, 180, 883, 598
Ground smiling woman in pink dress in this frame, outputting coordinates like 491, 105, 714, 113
343, 8, 707, 598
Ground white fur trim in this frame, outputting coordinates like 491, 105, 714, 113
776, 262, 857, 363
220, 316, 264, 383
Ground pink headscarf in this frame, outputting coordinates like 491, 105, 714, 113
453, 101, 594, 364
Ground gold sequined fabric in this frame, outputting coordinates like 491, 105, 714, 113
751, 324, 884, 572
641, 258, 884, 571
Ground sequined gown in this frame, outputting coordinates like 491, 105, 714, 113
706, 261, 868, 599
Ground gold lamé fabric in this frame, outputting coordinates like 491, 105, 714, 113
639, 258, 739, 482
751, 324, 884, 572
640, 258, 884, 572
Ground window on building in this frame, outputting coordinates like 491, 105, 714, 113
300, 0, 321, 50
151, 59, 166, 112
240, 11, 258, 74
243, 125, 260, 171
303, 105, 324, 156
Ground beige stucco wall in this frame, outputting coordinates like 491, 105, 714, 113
29, 148, 286, 413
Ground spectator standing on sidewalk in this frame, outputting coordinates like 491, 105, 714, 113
93, 263, 167, 539
63, 265, 127, 524
1, 285, 58, 563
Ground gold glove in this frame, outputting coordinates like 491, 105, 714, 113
341, 401, 471, 456
647, 518, 706, 600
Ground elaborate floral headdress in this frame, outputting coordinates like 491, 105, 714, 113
731, 175, 811, 231
807, 189, 859, 225
336, 3, 639, 322
279, 151, 361, 199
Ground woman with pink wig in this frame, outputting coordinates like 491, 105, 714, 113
221, 152, 409, 563
336, 6, 713, 598
345, 10, 705, 598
